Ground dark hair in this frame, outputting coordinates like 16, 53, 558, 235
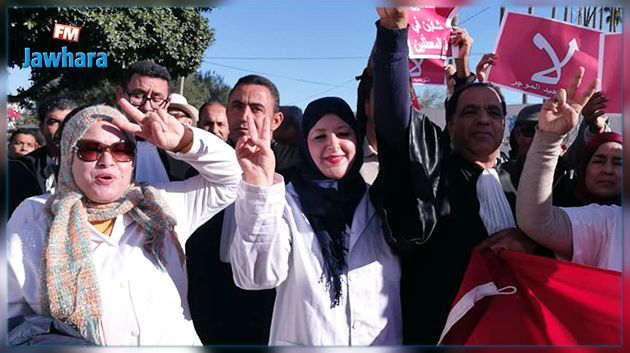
10, 127, 45, 146
445, 82, 507, 122
228, 75, 280, 113
355, 66, 373, 133
199, 99, 225, 113
36, 97, 78, 125
278, 105, 303, 133
121, 60, 174, 93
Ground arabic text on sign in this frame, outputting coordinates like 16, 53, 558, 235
413, 35, 444, 53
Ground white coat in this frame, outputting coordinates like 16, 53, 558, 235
230, 175, 402, 345
8, 129, 241, 345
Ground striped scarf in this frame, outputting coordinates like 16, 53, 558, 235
41, 105, 179, 345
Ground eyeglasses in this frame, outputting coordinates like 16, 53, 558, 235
124, 88, 168, 109
74, 140, 136, 162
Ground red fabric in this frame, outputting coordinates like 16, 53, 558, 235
441, 249, 621, 345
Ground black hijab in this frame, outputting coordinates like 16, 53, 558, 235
290, 97, 366, 307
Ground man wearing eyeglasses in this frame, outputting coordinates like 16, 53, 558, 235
115, 60, 197, 183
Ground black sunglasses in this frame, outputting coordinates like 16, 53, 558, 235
74, 139, 136, 162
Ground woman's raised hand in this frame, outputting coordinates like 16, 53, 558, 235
538, 67, 599, 136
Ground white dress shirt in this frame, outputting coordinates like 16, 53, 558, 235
230, 175, 402, 345
476, 168, 517, 235
8, 129, 241, 345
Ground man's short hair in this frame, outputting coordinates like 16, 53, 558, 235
278, 105, 303, 133
445, 82, 507, 122
120, 60, 174, 93
199, 99, 226, 114
10, 127, 45, 146
36, 97, 78, 125
229, 75, 280, 113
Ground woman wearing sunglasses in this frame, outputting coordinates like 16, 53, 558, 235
229, 97, 401, 345
7, 102, 241, 345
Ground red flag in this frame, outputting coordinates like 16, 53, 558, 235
440, 249, 621, 345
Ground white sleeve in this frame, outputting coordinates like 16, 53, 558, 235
229, 174, 291, 290
7, 258, 36, 318
562, 204, 618, 268
155, 127, 242, 246
7, 197, 48, 318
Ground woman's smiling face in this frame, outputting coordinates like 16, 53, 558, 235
307, 113, 357, 180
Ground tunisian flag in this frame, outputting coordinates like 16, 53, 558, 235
439, 249, 621, 345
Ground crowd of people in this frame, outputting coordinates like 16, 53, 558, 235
6, 6, 622, 347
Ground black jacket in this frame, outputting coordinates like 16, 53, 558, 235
8, 147, 55, 216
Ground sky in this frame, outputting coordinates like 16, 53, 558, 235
6, 2, 622, 111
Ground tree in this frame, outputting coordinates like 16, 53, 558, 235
579, 6, 622, 31
8, 7, 214, 106
604, 7, 623, 32
182, 70, 232, 108
415, 87, 446, 109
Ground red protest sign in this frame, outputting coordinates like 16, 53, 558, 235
407, 7, 457, 59
599, 33, 621, 114
487, 12, 601, 99
409, 58, 446, 85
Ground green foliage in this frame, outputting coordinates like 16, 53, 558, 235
181, 70, 232, 109
416, 87, 446, 109
21, 108, 40, 125
64, 79, 118, 107
9, 7, 214, 105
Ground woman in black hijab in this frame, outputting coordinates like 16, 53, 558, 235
230, 97, 401, 345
